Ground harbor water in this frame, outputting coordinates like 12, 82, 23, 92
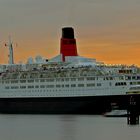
0, 115, 140, 140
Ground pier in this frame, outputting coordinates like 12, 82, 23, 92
127, 96, 139, 125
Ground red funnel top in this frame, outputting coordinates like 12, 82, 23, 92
60, 27, 78, 61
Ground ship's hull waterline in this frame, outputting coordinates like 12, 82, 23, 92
0, 94, 139, 114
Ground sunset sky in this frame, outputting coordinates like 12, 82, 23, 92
0, 0, 140, 66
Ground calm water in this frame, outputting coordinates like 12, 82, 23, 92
0, 115, 139, 140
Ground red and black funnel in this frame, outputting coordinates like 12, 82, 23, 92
60, 27, 78, 61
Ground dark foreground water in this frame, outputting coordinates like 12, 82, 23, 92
0, 115, 139, 140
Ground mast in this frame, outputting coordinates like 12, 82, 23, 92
6, 37, 14, 64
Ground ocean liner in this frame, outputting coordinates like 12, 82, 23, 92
0, 27, 140, 114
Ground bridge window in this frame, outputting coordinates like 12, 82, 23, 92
115, 82, 127, 86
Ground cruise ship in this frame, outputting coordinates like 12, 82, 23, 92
0, 27, 140, 114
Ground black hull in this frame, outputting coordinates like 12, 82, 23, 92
0, 95, 140, 114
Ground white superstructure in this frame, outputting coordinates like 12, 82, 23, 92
0, 57, 140, 98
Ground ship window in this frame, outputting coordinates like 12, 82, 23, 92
119, 76, 124, 80
115, 82, 127, 86
28, 86, 34, 89
5, 81, 9, 84
87, 77, 95, 80
97, 83, 101, 86
123, 82, 127, 85
65, 84, 69, 87
35, 79, 39, 82
130, 82, 134, 85
71, 78, 76, 81
62, 85, 64, 88
35, 85, 39, 88
11, 80, 18, 84
106, 77, 113, 80
56, 78, 61, 82
130, 82, 138, 85
5, 86, 9, 89
78, 78, 84, 81
71, 84, 76, 87
11, 86, 19, 89
65, 78, 69, 81
20, 80, 26, 83
40, 79, 45, 82
78, 84, 84, 87
106, 77, 109, 80
20, 86, 26, 89
110, 77, 113, 80
138, 82, 140, 85
130, 87, 140, 90
61, 78, 64, 82
125, 76, 131, 80
137, 76, 140, 80
132, 76, 136, 80
115, 83, 118, 86
40, 85, 45, 88
56, 85, 61, 88
46, 79, 54, 82
87, 83, 95, 87
28, 80, 34, 83
46, 85, 54, 88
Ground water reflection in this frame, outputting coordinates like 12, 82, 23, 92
60, 115, 77, 140
0, 115, 139, 140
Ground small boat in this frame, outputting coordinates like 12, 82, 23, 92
104, 110, 127, 117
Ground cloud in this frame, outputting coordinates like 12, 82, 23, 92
0, 0, 140, 65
